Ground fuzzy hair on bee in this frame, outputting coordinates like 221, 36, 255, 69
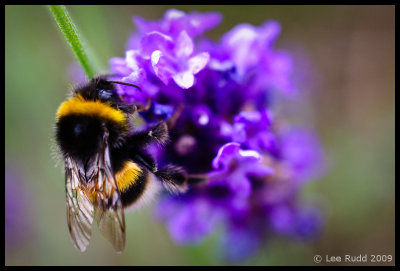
54, 76, 188, 253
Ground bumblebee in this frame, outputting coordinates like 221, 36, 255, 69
55, 76, 187, 252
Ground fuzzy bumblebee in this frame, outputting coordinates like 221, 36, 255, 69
55, 76, 187, 252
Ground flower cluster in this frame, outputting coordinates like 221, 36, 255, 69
108, 9, 324, 260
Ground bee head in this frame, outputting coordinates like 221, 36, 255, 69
55, 76, 141, 161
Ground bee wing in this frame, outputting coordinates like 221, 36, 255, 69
94, 204, 125, 253
91, 127, 126, 253
65, 156, 94, 252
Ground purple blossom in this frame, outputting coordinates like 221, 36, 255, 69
104, 9, 325, 261
210, 142, 274, 199
220, 21, 281, 78
132, 9, 222, 41
157, 195, 222, 244
147, 31, 210, 89
220, 225, 261, 261
156, 142, 274, 249
111, 31, 210, 92
279, 128, 326, 183
230, 109, 276, 154
268, 203, 323, 240
112, 9, 219, 92
205, 20, 296, 94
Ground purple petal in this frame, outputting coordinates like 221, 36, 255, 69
231, 109, 275, 152
259, 20, 281, 48
164, 9, 186, 21
208, 59, 234, 71
295, 206, 323, 239
121, 67, 146, 86
174, 31, 194, 58
172, 70, 194, 89
166, 198, 219, 244
232, 123, 247, 142
221, 226, 260, 261
188, 52, 210, 74
281, 129, 325, 182
141, 31, 174, 59
165, 9, 222, 38
228, 171, 252, 198
219, 121, 234, 138
125, 32, 141, 50
188, 11, 222, 36
212, 142, 241, 169
151, 50, 174, 85
221, 24, 259, 73
269, 205, 296, 234
134, 9, 221, 39
221, 20, 282, 77
238, 149, 262, 161
109, 57, 131, 76
243, 162, 275, 178
133, 15, 160, 34
125, 50, 141, 70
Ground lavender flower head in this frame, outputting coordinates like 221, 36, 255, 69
108, 9, 325, 260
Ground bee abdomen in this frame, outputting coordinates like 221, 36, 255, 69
115, 161, 148, 207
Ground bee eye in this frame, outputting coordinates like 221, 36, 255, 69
73, 123, 83, 136
99, 89, 112, 100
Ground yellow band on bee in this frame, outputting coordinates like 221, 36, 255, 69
56, 94, 127, 127
115, 161, 142, 192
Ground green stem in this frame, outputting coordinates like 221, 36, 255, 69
48, 5, 97, 79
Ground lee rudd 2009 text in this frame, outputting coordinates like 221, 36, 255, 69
325, 254, 393, 263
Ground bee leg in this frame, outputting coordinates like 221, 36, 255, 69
155, 165, 188, 194
148, 121, 169, 144
186, 174, 208, 185
128, 122, 169, 148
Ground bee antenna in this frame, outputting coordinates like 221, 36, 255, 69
108, 80, 142, 92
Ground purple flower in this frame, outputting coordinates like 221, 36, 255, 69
109, 51, 152, 104
132, 9, 222, 41
103, 9, 325, 261
230, 109, 276, 154
146, 30, 210, 89
112, 9, 219, 91
279, 128, 326, 183
139, 102, 174, 124
220, 225, 260, 261
112, 30, 210, 91
157, 195, 222, 244
210, 142, 274, 199
220, 21, 280, 77
213, 20, 296, 94
156, 142, 274, 259
268, 204, 323, 240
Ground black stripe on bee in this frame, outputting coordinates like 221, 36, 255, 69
119, 168, 148, 207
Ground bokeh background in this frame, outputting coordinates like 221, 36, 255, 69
5, 5, 394, 266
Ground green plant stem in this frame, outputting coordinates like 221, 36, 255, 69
48, 5, 97, 79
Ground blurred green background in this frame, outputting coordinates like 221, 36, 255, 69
5, 5, 394, 266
